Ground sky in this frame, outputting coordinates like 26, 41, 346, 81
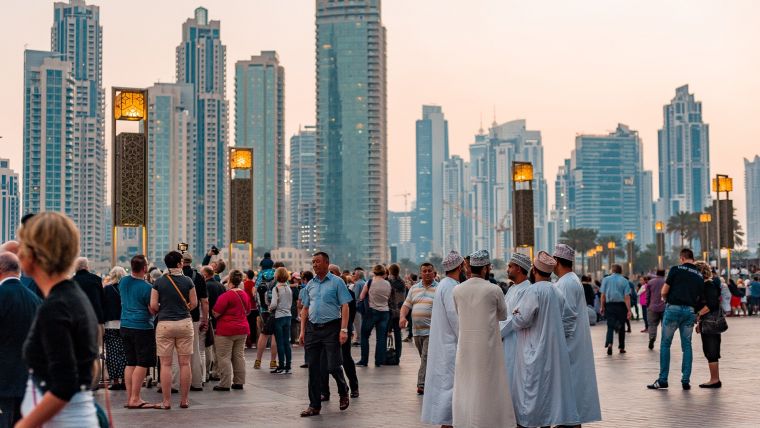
1, 0, 759, 241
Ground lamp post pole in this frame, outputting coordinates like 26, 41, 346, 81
626, 232, 635, 277
655, 221, 664, 270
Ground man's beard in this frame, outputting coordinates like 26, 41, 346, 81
528, 269, 536, 284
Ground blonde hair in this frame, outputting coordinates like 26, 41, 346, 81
108, 266, 128, 284
275, 266, 290, 283
18, 212, 80, 276
694, 261, 712, 279
373, 264, 386, 277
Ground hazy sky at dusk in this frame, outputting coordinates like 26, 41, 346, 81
1, 0, 759, 243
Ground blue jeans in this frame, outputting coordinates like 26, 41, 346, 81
360, 308, 390, 365
658, 305, 696, 384
273, 316, 292, 370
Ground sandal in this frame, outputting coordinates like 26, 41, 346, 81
300, 407, 321, 417
127, 402, 156, 409
180, 402, 189, 409
155, 403, 171, 410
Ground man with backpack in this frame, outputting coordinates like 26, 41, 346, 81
254, 263, 278, 369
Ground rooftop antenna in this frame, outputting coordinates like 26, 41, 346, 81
478, 112, 484, 134
492, 105, 497, 127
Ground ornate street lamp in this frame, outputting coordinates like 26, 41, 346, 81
229, 147, 254, 269
607, 241, 616, 270
712, 175, 734, 281
512, 162, 534, 260
595, 245, 604, 276
655, 221, 665, 270
112, 87, 149, 265
699, 213, 712, 262
626, 232, 635, 276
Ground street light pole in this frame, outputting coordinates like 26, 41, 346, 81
626, 232, 635, 276
655, 221, 664, 270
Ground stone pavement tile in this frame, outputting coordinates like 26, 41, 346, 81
103, 317, 760, 427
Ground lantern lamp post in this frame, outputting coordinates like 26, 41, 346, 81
626, 232, 635, 276
655, 221, 665, 270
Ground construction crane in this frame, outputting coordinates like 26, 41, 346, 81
443, 200, 511, 260
394, 192, 412, 212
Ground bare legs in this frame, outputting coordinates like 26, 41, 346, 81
160, 355, 191, 407
124, 365, 148, 406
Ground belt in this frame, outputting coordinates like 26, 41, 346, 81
308, 319, 340, 329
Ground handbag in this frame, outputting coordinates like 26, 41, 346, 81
700, 308, 728, 334
166, 274, 191, 310
205, 318, 215, 347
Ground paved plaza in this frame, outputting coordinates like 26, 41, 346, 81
104, 316, 760, 427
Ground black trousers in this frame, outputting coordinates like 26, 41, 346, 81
605, 302, 627, 349
306, 320, 348, 408
701, 333, 721, 363
322, 332, 359, 395
389, 315, 402, 359
0, 397, 22, 428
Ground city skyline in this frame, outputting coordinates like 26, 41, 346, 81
2, 1, 760, 249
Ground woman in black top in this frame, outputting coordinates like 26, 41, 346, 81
694, 261, 723, 388
16, 212, 100, 428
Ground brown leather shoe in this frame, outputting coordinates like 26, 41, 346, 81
339, 395, 349, 411
300, 407, 321, 417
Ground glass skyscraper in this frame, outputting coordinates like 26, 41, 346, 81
656, 85, 710, 219
414, 105, 449, 259
442, 155, 470, 255
0, 159, 20, 243
146, 83, 195, 267
51, 0, 105, 260
176, 7, 229, 257
316, 0, 387, 267
235, 51, 285, 251
23, 50, 75, 218
745, 156, 760, 253
290, 126, 318, 252
570, 124, 653, 243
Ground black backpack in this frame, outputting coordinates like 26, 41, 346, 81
385, 334, 399, 365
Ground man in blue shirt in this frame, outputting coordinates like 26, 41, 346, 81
119, 255, 158, 408
0, 251, 41, 426
748, 275, 760, 316
600, 264, 632, 355
299, 252, 353, 417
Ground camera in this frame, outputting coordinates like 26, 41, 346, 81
211, 246, 220, 255
177, 242, 189, 252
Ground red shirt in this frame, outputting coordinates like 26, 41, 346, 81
243, 279, 258, 311
213, 289, 251, 336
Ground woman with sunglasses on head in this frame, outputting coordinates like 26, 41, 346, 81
15, 212, 100, 428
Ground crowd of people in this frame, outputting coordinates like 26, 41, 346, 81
0, 210, 749, 427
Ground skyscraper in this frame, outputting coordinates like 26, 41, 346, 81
745, 156, 760, 253
176, 7, 229, 256
290, 126, 318, 252
442, 155, 470, 255
23, 50, 75, 217
316, 0, 387, 267
414, 105, 449, 259
235, 51, 285, 250
51, 0, 106, 261
146, 83, 195, 266
656, 85, 710, 219
467, 119, 548, 260
0, 159, 20, 243
554, 158, 575, 235
569, 124, 652, 242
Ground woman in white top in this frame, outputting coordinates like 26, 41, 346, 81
269, 267, 293, 374
357, 265, 392, 367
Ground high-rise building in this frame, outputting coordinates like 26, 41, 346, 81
23, 50, 75, 217
387, 211, 415, 262
315, 0, 387, 267
235, 51, 285, 250
290, 126, 318, 252
0, 159, 20, 243
554, 158, 575, 235
442, 155, 470, 255
146, 83, 195, 266
52, 0, 106, 261
640, 170, 654, 246
467, 119, 548, 260
414, 105, 449, 259
656, 85, 710, 219
569, 124, 652, 243
745, 156, 760, 253
176, 7, 229, 256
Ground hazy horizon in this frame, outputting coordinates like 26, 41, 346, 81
2, 0, 759, 247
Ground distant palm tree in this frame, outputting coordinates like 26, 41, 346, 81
667, 211, 695, 249
559, 228, 598, 274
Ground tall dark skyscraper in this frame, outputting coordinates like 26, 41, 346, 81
315, 0, 387, 267
414, 105, 448, 260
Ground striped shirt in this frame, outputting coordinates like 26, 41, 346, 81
403, 281, 438, 336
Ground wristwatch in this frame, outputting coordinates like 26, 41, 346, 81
340, 328, 348, 333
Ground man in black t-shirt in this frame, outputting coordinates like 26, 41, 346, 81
182, 253, 208, 391
647, 248, 706, 391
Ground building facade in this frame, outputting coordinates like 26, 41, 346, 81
745, 156, 760, 254
146, 83, 195, 266
23, 50, 75, 218
176, 6, 229, 257
289, 126, 318, 252
414, 105, 449, 259
315, 0, 387, 267
442, 155, 470, 255
51, 0, 106, 261
656, 85, 710, 219
387, 211, 415, 262
235, 51, 285, 250
0, 159, 20, 243
570, 124, 653, 243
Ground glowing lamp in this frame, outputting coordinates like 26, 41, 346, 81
513, 162, 533, 183
595, 245, 603, 252
700, 213, 712, 223
114, 90, 146, 121
626, 232, 635, 241
655, 221, 664, 232
230, 148, 253, 170
711, 176, 733, 193
607, 241, 616, 250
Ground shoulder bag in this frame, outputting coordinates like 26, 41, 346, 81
700, 308, 728, 334
166, 274, 191, 310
